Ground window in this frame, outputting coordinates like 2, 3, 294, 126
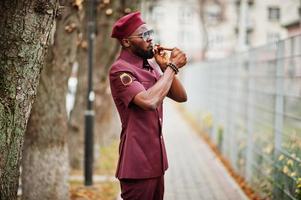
268, 7, 280, 21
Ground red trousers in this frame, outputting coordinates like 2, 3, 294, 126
119, 176, 164, 200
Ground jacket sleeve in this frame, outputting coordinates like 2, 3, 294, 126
110, 70, 145, 107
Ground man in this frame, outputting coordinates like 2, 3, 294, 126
109, 11, 187, 200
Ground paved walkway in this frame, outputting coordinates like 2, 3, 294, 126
163, 100, 249, 200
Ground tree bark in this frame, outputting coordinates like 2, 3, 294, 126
21, 1, 80, 200
68, 0, 141, 170
0, 0, 58, 199
67, 4, 87, 170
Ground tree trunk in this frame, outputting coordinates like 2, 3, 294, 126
21, 1, 80, 200
0, 1, 58, 199
94, 0, 142, 148
68, 0, 141, 170
67, 3, 87, 169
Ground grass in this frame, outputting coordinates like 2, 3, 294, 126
95, 140, 119, 175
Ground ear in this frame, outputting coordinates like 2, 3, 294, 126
121, 38, 131, 48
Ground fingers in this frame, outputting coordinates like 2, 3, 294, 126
179, 55, 187, 65
153, 46, 163, 55
154, 49, 168, 60
154, 45, 187, 68
169, 47, 187, 68
171, 48, 181, 58
171, 49, 185, 59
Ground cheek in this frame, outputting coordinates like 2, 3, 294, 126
141, 42, 150, 51
132, 41, 147, 51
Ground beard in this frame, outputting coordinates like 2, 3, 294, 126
132, 45, 154, 59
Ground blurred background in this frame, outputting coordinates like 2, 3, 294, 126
1, 0, 301, 200
141, 0, 301, 199
142, 0, 301, 199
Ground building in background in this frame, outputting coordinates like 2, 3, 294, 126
204, 0, 237, 58
141, 0, 301, 61
244, 0, 285, 46
281, 0, 301, 37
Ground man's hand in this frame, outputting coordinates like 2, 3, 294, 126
154, 45, 169, 72
169, 48, 187, 69
154, 45, 187, 71
134, 46, 187, 110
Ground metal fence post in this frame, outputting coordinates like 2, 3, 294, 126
274, 41, 284, 158
228, 58, 238, 170
212, 66, 217, 142
245, 52, 254, 182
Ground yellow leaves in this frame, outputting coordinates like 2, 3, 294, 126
277, 154, 300, 181
281, 165, 295, 177
73, 0, 84, 10
296, 178, 301, 187
296, 178, 301, 196
291, 153, 296, 158
287, 159, 293, 166
282, 166, 289, 174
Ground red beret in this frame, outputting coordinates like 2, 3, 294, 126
111, 11, 145, 40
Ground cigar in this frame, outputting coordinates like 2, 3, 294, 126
153, 44, 173, 52
160, 47, 173, 51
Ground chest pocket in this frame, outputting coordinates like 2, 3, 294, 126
141, 81, 154, 90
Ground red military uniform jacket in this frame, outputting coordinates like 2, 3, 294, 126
109, 49, 168, 179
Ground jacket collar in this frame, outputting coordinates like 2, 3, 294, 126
119, 49, 153, 70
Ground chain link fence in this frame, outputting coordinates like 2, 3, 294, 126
182, 35, 301, 199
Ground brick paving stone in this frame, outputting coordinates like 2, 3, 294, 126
163, 100, 249, 200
